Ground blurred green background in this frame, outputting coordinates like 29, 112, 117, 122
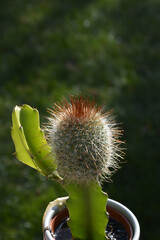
0, 0, 159, 239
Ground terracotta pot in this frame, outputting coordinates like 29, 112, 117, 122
43, 197, 140, 240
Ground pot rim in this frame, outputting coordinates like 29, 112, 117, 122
107, 199, 140, 240
43, 197, 140, 240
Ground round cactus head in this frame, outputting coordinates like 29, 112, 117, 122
45, 96, 124, 184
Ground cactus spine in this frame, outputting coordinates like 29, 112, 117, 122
46, 96, 124, 184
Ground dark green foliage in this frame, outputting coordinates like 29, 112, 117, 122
0, 0, 159, 239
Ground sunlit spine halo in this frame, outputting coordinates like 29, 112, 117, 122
45, 96, 124, 184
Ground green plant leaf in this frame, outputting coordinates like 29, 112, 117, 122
11, 106, 37, 169
65, 182, 108, 240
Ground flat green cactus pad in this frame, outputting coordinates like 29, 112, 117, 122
65, 182, 108, 240
11, 105, 61, 180
11, 106, 37, 169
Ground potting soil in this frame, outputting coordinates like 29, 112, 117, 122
53, 217, 129, 240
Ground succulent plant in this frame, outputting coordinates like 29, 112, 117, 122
11, 96, 124, 240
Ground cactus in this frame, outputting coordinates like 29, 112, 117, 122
45, 96, 124, 239
11, 104, 61, 180
64, 182, 108, 240
11, 96, 124, 240
11, 106, 37, 170
46, 97, 123, 184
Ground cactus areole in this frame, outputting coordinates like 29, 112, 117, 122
46, 96, 124, 185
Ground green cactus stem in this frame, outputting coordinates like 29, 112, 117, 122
11, 106, 37, 170
65, 181, 108, 240
11, 105, 61, 180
